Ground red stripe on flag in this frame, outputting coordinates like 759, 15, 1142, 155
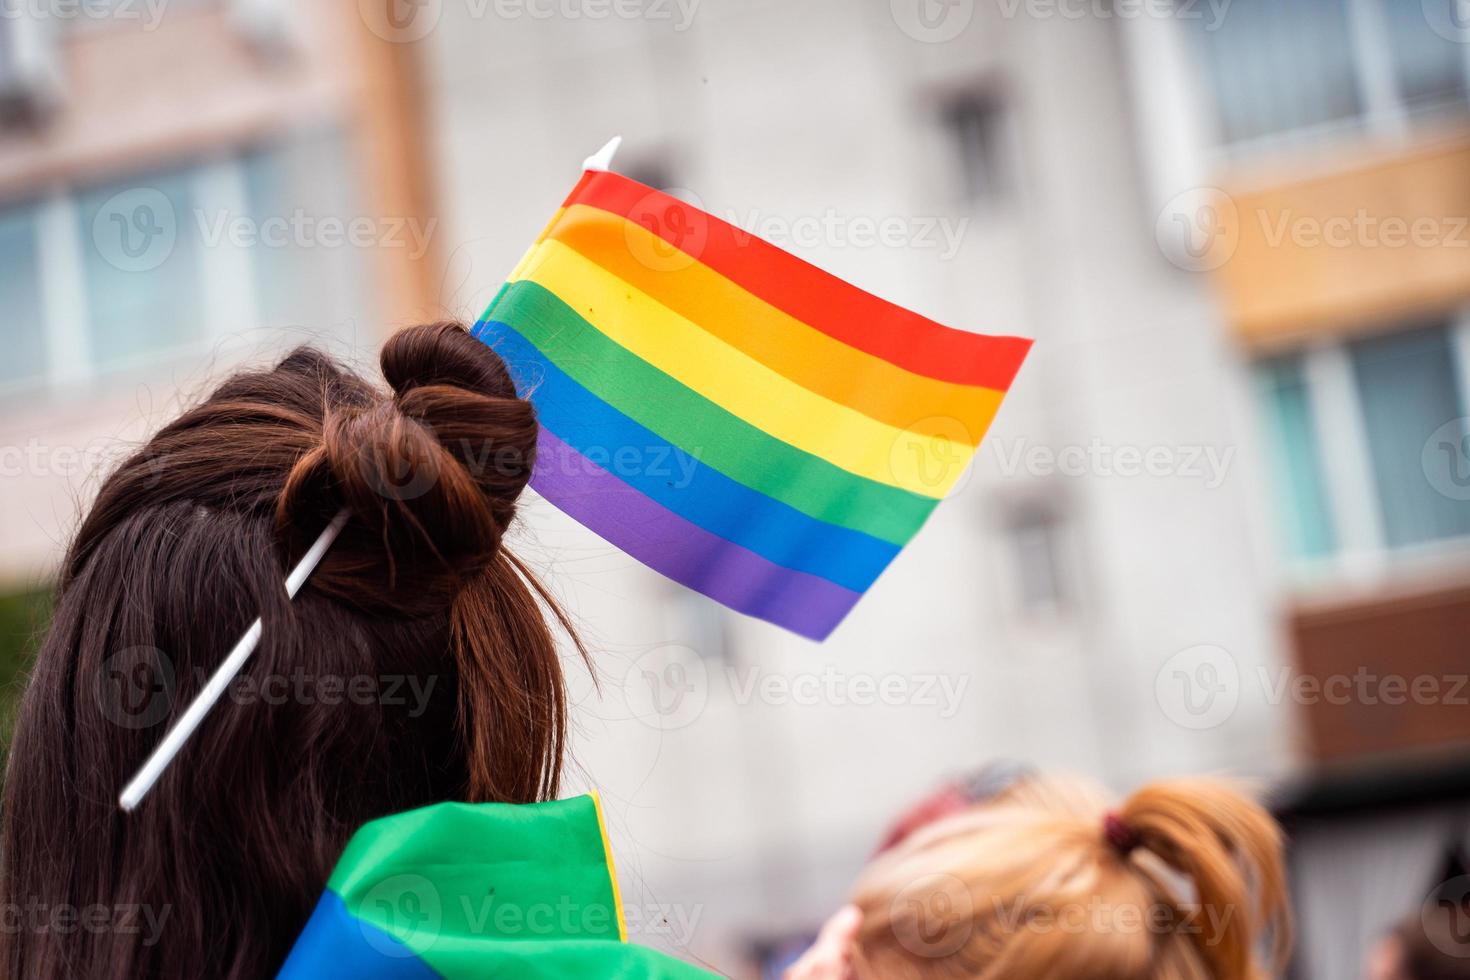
564, 170, 1033, 391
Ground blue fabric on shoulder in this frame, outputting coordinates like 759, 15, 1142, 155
277, 891, 440, 979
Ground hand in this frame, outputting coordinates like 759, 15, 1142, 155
783, 905, 863, 980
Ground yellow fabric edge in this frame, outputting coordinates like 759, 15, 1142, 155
505, 206, 567, 283
589, 790, 629, 944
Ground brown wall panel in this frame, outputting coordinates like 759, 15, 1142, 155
1290, 580, 1470, 762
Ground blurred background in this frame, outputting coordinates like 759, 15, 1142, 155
2, 0, 1469, 976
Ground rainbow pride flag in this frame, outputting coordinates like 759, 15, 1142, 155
277, 795, 714, 978
475, 170, 1030, 640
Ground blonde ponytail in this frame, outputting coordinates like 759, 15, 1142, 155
848, 774, 1292, 980
1120, 780, 1292, 979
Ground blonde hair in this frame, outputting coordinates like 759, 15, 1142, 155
849, 775, 1291, 980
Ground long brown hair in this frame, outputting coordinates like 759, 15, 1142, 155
849, 774, 1292, 980
0, 322, 583, 978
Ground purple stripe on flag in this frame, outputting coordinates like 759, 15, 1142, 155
532, 428, 860, 640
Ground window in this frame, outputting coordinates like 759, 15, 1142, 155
1255, 320, 1470, 568
76, 170, 203, 369
1188, 0, 1470, 146
1256, 356, 1336, 559
0, 207, 48, 387
1193, 0, 1361, 145
1004, 507, 1069, 615
1351, 325, 1470, 548
659, 587, 730, 663
1385, 0, 1469, 112
243, 129, 366, 333
940, 88, 1011, 204
0, 128, 370, 397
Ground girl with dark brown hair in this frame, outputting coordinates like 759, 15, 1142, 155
0, 323, 609, 977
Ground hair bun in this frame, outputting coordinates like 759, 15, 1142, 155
277, 322, 537, 608
381, 320, 519, 401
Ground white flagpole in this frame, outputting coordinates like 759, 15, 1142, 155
118, 508, 350, 812
583, 135, 622, 172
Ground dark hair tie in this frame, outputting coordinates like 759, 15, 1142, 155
1103, 812, 1140, 856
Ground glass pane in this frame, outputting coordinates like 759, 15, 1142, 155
1193, 0, 1362, 144
76, 170, 202, 368
1387, 0, 1469, 111
1008, 510, 1066, 612
1256, 356, 1337, 559
1351, 324, 1470, 548
0, 205, 48, 387
941, 90, 1009, 203
243, 129, 369, 334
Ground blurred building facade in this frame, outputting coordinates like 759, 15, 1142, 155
420, 1, 1470, 976
0, 1, 1467, 978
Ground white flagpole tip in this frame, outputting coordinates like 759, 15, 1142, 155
582, 135, 622, 173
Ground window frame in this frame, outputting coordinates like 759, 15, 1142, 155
1255, 314, 1470, 586
1187, 0, 1470, 159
